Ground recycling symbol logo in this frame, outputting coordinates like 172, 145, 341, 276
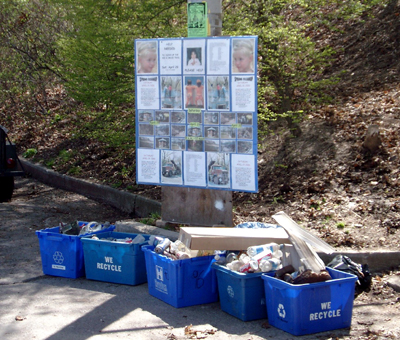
227, 285, 234, 298
278, 304, 286, 318
53, 251, 64, 264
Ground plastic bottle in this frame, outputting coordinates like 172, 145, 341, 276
174, 240, 189, 252
239, 253, 251, 264
225, 252, 238, 264
259, 258, 282, 272
247, 243, 283, 257
272, 249, 283, 259
226, 260, 242, 272
247, 249, 273, 271
214, 250, 227, 264
132, 234, 145, 244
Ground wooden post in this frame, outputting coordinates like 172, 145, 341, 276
159, 0, 233, 228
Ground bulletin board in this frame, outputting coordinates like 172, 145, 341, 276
135, 36, 258, 192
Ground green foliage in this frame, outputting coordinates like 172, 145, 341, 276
51, 0, 186, 108
79, 109, 136, 149
336, 222, 346, 229
23, 148, 38, 158
140, 212, 161, 226
67, 166, 82, 175
223, 0, 382, 135
0, 1, 66, 112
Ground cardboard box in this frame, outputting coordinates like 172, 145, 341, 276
179, 227, 290, 251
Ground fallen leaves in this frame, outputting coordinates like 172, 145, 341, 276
184, 324, 217, 339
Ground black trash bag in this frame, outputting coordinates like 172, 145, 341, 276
327, 255, 372, 295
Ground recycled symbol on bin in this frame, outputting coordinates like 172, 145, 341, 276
53, 251, 64, 265
278, 304, 286, 319
227, 285, 234, 298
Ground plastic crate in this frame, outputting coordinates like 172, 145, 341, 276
36, 222, 115, 279
212, 263, 268, 321
142, 245, 219, 308
262, 267, 357, 336
81, 232, 149, 285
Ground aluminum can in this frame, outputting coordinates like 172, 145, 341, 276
154, 238, 171, 254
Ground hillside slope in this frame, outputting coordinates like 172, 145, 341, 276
3, 2, 400, 251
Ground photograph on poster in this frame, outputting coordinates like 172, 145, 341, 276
161, 76, 182, 109
220, 126, 236, 139
238, 140, 253, 154
156, 137, 170, 149
187, 48, 201, 66
205, 139, 220, 152
183, 39, 205, 74
155, 110, 170, 123
138, 110, 154, 122
207, 38, 230, 75
221, 140, 236, 153
171, 125, 186, 137
139, 124, 154, 136
171, 110, 186, 123
136, 41, 158, 74
187, 112, 202, 124
207, 76, 229, 110
207, 152, 230, 188
155, 124, 170, 136
204, 126, 219, 139
232, 38, 255, 74
187, 140, 204, 152
184, 76, 205, 109
171, 138, 186, 150
238, 112, 253, 125
220, 112, 236, 125
188, 126, 202, 138
204, 112, 219, 125
238, 126, 253, 139
161, 150, 183, 184
159, 39, 182, 75
139, 136, 154, 149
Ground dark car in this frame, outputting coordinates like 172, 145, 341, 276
0, 126, 25, 202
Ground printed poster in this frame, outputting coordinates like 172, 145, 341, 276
187, 2, 207, 38
135, 36, 258, 193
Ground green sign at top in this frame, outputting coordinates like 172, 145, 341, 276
187, 2, 208, 37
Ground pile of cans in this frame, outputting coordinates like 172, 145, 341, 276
214, 243, 284, 274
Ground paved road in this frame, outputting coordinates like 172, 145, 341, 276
1, 177, 399, 339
